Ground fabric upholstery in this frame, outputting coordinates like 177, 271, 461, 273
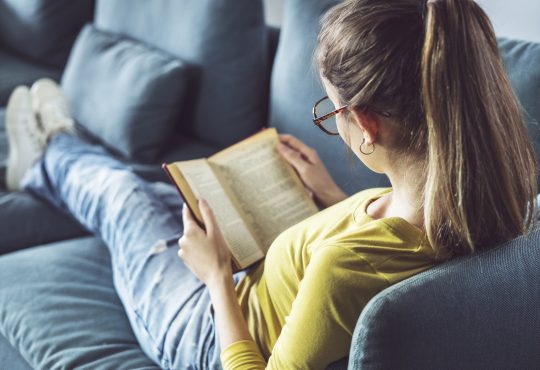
498, 38, 540, 184
0, 0, 94, 68
61, 24, 192, 162
0, 108, 6, 188
131, 136, 221, 183
0, 49, 62, 106
0, 237, 161, 370
268, 0, 390, 195
0, 191, 88, 255
94, 0, 269, 148
351, 227, 540, 369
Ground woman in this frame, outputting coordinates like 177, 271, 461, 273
5, 0, 537, 369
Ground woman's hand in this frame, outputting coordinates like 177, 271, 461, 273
178, 199, 232, 287
277, 134, 347, 209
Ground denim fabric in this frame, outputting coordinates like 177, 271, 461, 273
22, 133, 247, 369
0, 334, 32, 370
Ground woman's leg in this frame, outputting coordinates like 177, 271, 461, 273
22, 133, 225, 369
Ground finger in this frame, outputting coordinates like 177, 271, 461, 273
198, 198, 217, 235
278, 135, 317, 163
182, 203, 200, 233
278, 140, 315, 164
277, 142, 309, 173
182, 203, 192, 225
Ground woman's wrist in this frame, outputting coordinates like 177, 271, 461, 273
318, 186, 347, 208
206, 269, 235, 293
206, 266, 253, 350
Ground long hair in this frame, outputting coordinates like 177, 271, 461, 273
316, 0, 538, 260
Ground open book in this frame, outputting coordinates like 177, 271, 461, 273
163, 128, 319, 270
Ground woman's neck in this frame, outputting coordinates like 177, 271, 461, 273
367, 165, 424, 230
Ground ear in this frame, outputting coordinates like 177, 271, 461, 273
349, 107, 380, 145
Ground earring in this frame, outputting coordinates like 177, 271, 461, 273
359, 138, 375, 155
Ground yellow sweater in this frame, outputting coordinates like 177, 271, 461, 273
221, 188, 438, 369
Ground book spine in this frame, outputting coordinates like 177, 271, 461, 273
161, 163, 205, 230
162, 163, 245, 272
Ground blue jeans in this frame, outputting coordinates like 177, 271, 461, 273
22, 133, 247, 370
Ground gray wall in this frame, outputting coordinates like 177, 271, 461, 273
263, 0, 540, 42
263, 0, 284, 27
477, 0, 540, 43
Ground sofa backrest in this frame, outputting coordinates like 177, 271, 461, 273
0, 0, 94, 68
268, 0, 389, 195
350, 226, 540, 369
93, 0, 269, 149
269, 0, 540, 195
499, 38, 540, 185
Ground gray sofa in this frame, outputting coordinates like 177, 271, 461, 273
1, 0, 539, 369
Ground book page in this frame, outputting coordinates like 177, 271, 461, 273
209, 128, 319, 252
172, 160, 264, 268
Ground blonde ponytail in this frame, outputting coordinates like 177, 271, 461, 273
421, 0, 537, 257
316, 0, 538, 259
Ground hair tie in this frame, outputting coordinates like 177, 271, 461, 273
420, 0, 436, 21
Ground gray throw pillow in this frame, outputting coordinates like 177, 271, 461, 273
61, 24, 191, 162
0, 0, 94, 68
94, 0, 269, 149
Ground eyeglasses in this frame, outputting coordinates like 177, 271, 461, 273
312, 96, 392, 136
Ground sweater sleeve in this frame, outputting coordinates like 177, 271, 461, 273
220, 245, 390, 370
221, 340, 266, 369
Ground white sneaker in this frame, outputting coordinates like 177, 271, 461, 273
31, 78, 75, 140
5, 86, 47, 191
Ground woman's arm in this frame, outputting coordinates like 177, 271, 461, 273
178, 199, 267, 369
179, 199, 390, 369
207, 273, 252, 348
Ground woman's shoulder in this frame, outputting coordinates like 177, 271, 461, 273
349, 187, 392, 203
318, 187, 391, 218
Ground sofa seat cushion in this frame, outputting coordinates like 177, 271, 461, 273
62, 24, 193, 162
0, 237, 160, 370
0, 50, 62, 106
0, 191, 88, 255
